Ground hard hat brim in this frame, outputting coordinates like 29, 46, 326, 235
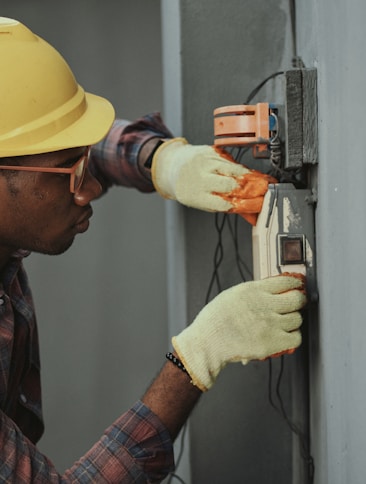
0, 91, 115, 157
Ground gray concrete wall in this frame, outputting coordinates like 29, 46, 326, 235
0, 0, 167, 472
296, 1, 366, 483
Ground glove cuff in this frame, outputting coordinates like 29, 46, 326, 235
151, 137, 189, 199
172, 332, 216, 392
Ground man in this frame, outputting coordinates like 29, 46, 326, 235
0, 17, 306, 482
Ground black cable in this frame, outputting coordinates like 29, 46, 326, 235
168, 473, 187, 484
269, 357, 315, 483
244, 71, 284, 104
205, 213, 227, 303
289, 0, 297, 61
289, 0, 305, 68
226, 215, 252, 281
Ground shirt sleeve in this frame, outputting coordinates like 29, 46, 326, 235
0, 401, 174, 483
89, 112, 174, 193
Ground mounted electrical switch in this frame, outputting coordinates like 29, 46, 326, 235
213, 68, 318, 171
213, 102, 278, 158
252, 183, 316, 297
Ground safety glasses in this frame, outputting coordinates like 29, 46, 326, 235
0, 146, 91, 193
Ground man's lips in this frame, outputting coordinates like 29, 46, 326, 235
74, 207, 93, 233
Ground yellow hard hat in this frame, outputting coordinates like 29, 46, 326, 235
0, 17, 115, 157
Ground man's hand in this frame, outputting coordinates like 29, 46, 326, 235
151, 138, 276, 225
172, 275, 307, 392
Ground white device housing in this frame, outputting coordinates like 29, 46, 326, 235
252, 183, 315, 291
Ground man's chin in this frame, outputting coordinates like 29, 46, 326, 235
32, 237, 75, 256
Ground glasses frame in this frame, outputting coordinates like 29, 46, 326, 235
0, 146, 91, 193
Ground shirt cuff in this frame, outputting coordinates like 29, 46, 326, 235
64, 400, 174, 483
90, 113, 174, 193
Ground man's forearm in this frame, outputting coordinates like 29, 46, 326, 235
142, 358, 202, 441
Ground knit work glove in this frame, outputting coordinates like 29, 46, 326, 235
151, 138, 277, 225
172, 275, 307, 392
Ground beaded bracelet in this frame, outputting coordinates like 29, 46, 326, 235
166, 352, 188, 375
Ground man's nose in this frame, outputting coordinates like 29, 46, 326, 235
73, 169, 103, 206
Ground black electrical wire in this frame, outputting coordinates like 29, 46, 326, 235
244, 71, 284, 105
226, 215, 252, 281
289, 0, 305, 68
168, 473, 187, 484
205, 213, 228, 303
268, 358, 315, 483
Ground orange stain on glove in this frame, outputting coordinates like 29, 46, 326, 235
212, 146, 277, 226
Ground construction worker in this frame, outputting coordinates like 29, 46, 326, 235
0, 17, 306, 482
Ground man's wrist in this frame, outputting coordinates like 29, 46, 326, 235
138, 138, 167, 181
141, 355, 202, 440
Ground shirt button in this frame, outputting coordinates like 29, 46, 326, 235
20, 394, 27, 404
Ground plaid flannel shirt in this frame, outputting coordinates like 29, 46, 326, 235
90, 112, 173, 193
0, 113, 175, 482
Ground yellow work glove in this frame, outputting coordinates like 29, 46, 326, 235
152, 138, 277, 225
172, 275, 307, 392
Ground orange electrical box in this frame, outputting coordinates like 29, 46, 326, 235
214, 102, 274, 158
